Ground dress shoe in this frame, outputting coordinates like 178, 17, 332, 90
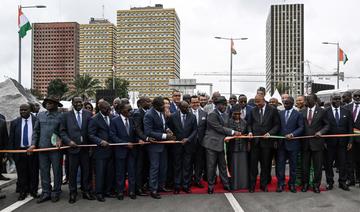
69, 193, 77, 204
0, 175, 10, 181
223, 185, 231, 192
313, 187, 321, 193
260, 185, 268, 192
301, 184, 309, 192
346, 180, 355, 187
96, 194, 105, 202
129, 192, 136, 200
289, 185, 297, 193
51, 195, 60, 202
82, 192, 95, 200
173, 188, 180, 194
326, 184, 333, 190
248, 186, 255, 193
30, 192, 39, 198
18, 193, 27, 200
0, 194, 6, 199
136, 189, 148, 196
158, 186, 172, 192
339, 183, 350, 191
276, 185, 284, 193
105, 192, 116, 198
183, 187, 191, 194
37, 194, 51, 204
207, 188, 214, 194
150, 192, 161, 199
62, 178, 68, 185
194, 182, 204, 188
117, 193, 124, 200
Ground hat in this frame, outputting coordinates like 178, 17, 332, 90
214, 96, 227, 105
42, 96, 63, 108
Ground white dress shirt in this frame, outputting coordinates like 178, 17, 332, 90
353, 103, 360, 121
21, 116, 33, 147
155, 109, 167, 139
331, 106, 341, 119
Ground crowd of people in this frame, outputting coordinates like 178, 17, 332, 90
0, 87, 359, 203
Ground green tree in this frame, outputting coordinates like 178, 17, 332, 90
47, 79, 68, 99
66, 74, 101, 100
28, 88, 43, 100
105, 77, 129, 98
276, 81, 290, 95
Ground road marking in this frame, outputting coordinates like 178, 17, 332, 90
224, 193, 245, 212
0, 196, 34, 212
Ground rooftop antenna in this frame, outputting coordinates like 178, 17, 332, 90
102, 4, 104, 19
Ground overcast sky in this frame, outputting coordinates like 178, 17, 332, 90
1, 0, 359, 98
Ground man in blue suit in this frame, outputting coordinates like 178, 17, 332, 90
170, 89, 181, 113
276, 96, 304, 193
144, 96, 176, 199
110, 101, 143, 200
88, 100, 114, 202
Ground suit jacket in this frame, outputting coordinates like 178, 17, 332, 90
144, 107, 167, 153
0, 118, 8, 149
0, 113, 5, 120
278, 109, 304, 151
170, 102, 178, 114
60, 109, 92, 154
345, 103, 360, 143
167, 111, 197, 146
247, 104, 280, 148
196, 109, 207, 144
202, 109, 233, 152
325, 107, 353, 146
132, 108, 147, 141
9, 115, 36, 149
88, 112, 113, 159
110, 116, 138, 159
301, 106, 329, 151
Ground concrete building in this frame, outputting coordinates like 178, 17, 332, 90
79, 18, 116, 87
116, 4, 180, 98
266, 4, 304, 96
32, 22, 79, 96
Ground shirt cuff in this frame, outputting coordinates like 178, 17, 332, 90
162, 134, 167, 140
231, 130, 235, 135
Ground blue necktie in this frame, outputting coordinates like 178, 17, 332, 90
23, 119, 29, 147
125, 118, 130, 135
77, 111, 82, 128
335, 108, 340, 126
285, 110, 290, 124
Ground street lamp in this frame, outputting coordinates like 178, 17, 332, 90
215, 36, 248, 96
322, 41, 340, 89
18, 5, 46, 85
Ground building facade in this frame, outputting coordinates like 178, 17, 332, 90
266, 4, 304, 97
32, 22, 79, 96
79, 18, 116, 87
117, 4, 180, 98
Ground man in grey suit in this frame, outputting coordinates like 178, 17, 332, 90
202, 96, 242, 194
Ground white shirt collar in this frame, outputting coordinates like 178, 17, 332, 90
74, 109, 82, 116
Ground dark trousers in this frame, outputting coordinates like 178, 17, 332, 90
147, 149, 167, 192
206, 148, 229, 189
115, 152, 136, 194
276, 148, 298, 186
249, 146, 273, 187
193, 143, 206, 183
173, 145, 193, 189
346, 142, 360, 183
136, 146, 149, 191
166, 146, 174, 187
302, 150, 323, 187
95, 157, 115, 195
14, 153, 39, 194
325, 144, 347, 184
68, 150, 91, 194
38, 152, 62, 196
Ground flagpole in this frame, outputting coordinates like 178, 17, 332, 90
18, 31, 21, 84
230, 39, 233, 96
337, 42, 340, 89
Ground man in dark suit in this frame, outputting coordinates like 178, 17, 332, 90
88, 100, 115, 202
9, 103, 39, 200
168, 101, 197, 194
110, 101, 142, 200
226, 94, 237, 114
202, 96, 242, 194
237, 94, 253, 122
170, 89, 181, 113
324, 93, 353, 191
0, 115, 7, 200
344, 90, 360, 186
133, 97, 152, 196
60, 97, 95, 203
276, 96, 304, 193
300, 94, 329, 193
144, 96, 176, 199
0, 113, 10, 182
247, 94, 280, 192
190, 95, 207, 188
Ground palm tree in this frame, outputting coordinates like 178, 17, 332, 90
66, 74, 101, 101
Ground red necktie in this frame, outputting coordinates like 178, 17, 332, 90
307, 109, 313, 125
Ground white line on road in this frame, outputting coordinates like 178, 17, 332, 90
0, 196, 34, 212
224, 193, 245, 212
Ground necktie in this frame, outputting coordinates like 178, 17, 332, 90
259, 108, 263, 123
23, 119, 29, 147
77, 111, 82, 128
307, 109, 313, 125
285, 110, 290, 124
105, 116, 110, 126
193, 110, 198, 125
241, 109, 246, 120
160, 113, 165, 130
182, 114, 186, 128
335, 108, 340, 126
125, 118, 130, 135
353, 104, 359, 121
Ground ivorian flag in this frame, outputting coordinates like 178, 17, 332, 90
339, 48, 349, 65
231, 39, 237, 55
18, 7, 31, 38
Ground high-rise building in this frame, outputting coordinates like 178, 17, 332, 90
266, 4, 304, 97
79, 18, 116, 87
117, 4, 180, 97
32, 22, 79, 96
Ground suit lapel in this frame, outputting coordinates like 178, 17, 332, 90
71, 110, 81, 130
